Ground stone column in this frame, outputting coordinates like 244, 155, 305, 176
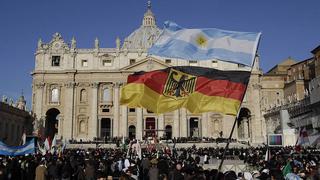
136, 108, 143, 140
89, 82, 99, 140
63, 82, 75, 140
113, 83, 120, 137
180, 109, 188, 137
158, 114, 164, 138
173, 110, 180, 138
201, 113, 208, 138
57, 115, 64, 139
120, 106, 128, 137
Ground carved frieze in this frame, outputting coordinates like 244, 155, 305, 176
252, 84, 262, 90
90, 82, 99, 88
35, 82, 45, 89
64, 82, 77, 88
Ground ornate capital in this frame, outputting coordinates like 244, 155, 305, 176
90, 82, 99, 88
35, 82, 45, 89
65, 82, 77, 88
252, 83, 262, 90
114, 82, 123, 88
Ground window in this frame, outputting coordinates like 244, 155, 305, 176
52, 56, 61, 66
80, 89, 87, 102
102, 108, 110, 112
130, 59, 136, 65
211, 60, 218, 68
189, 60, 197, 66
103, 88, 112, 102
102, 59, 112, 66
129, 108, 136, 112
51, 88, 59, 103
81, 60, 88, 67
165, 59, 172, 64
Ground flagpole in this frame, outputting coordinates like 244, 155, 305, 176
216, 55, 258, 174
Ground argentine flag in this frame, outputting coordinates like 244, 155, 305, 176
148, 21, 261, 67
0, 138, 35, 156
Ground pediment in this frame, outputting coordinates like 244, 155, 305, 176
120, 57, 170, 72
47, 33, 70, 52
99, 53, 115, 60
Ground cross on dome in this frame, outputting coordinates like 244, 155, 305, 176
143, 1, 155, 27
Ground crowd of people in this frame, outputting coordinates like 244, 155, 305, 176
68, 137, 238, 145
0, 141, 319, 180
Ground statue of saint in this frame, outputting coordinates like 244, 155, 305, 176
116, 37, 121, 49
37, 38, 42, 49
71, 37, 76, 49
95, 37, 99, 49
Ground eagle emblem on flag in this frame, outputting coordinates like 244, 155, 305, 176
163, 68, 197, 99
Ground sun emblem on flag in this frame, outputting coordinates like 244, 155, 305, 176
196, 34, 207, 48
163, 68, 197, 99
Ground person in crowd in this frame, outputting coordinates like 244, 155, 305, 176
35, 160, 47, 180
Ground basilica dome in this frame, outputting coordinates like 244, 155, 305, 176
122, 1, 162, 50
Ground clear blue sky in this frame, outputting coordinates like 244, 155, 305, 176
0, 0, 319, 108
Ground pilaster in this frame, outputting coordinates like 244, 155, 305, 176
89, 82, 99, 139
136, 108, 143, 140
120, 106, 128, 137
63, 81, 76, 140
180, 109, 187, 137
158, 114, 164, 137
113, 83, 120, 137
173, 110, 180, 137
201, 113, 208, 137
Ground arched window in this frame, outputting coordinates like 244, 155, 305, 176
80, 89, 87, 102
103, 88, 112, 102
51, 88, 59, 103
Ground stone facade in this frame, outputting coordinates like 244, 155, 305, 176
0, 95, 34, 145
263, 45, 320, 146
31, 3, 265, 144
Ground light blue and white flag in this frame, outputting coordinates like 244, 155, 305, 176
0, 139, 35, 156
148, 21, 261, 67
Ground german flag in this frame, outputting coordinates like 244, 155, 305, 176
120, 66, 250, 115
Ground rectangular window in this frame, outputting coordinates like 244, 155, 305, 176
81, 60, 88, 67
102, 59, 112, 66
129, 108, 136, 112
52, 56, 61, 66
165, 59, 172, 64
130, 59, 136, 65
102, 108, 110, 112
189, 60, 197, 66
211, 60, 218, 68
